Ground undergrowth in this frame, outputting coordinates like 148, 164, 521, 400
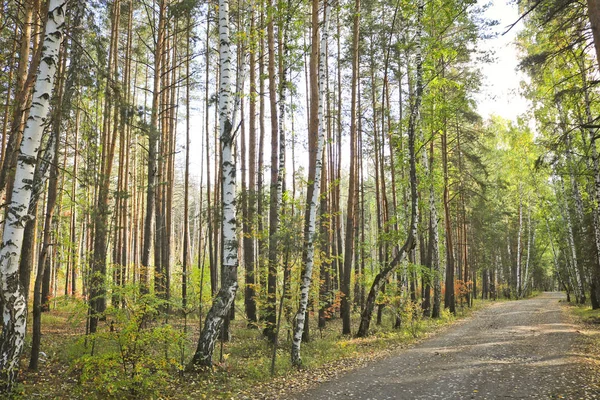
17, 293, 487, 399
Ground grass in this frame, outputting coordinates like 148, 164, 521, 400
13, 297, 491, 399
571, 303, 600, 323
563, 298, 600, 393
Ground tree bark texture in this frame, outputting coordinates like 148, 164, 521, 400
190, 0, 239, 367
0, 0, 65, 390
341, 0, 360, 336
291, 0, 330, 366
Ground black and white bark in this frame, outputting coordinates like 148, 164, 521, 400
516, 184, 523, 298
577, 59, 600, 307
0, 0, 66, 391
559, 178, 584, 303
291, 0, 331, 366
264, 0, 281, 340
522, 206, 534, 296
190, 0, 240, 367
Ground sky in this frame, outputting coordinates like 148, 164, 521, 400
475, 0, 530, 121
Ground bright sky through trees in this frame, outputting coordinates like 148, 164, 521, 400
476, 0, 531, 121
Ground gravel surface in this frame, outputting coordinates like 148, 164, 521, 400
293, 292, 599, 399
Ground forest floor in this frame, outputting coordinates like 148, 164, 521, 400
289, 292, 600, 400
13, 292, 600, 399
14, 296, 479, 399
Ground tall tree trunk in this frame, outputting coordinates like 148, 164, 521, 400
257, 6, 266, 308
589, 118, 600, 308
341, 0, 360, 336
243, 6, 258, 327
204, 6, 216, 296
441, 72, 456, 314
183, 12, 192, 311
0, 0, 65, 390
291, 0, 330, 366
442, 109, 455, 314
141, 0, 166, 294
429, 140, 442, 318
89, 0, 121, 333
319, 147, 330, 329
264, 0, 280, 341
29, 31, 70, 364
560, 178, 585, 303
30, 118, 61, 371
516, 184, 523, 298
190, 0, 239, 367
562, 118, 589, 302
522, 206, 534, 296
575, 54, 600, 307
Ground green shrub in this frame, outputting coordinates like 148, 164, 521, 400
72, 290, 184, 398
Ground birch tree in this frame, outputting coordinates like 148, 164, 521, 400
264, 0, 281, 341
291, 0, 330, 367
189, 0, 239, 367
0, 0, 66, 391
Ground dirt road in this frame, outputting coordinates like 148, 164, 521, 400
294, 292, 599, 399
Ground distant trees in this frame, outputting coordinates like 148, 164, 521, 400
517, 0, 600, 306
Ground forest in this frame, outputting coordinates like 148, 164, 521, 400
0, 0, 600, 397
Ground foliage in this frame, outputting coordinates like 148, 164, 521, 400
72, 289, 184, 398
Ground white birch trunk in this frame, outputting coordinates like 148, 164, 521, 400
559, 178, 584, 302
545, 218, 560, 272
0, 0, 66, 390
291, 0, 330, 366
566, 136, 586, 225
522, 205, 534, 295
190, 0, 239, 367
419, 98, 440, 316
578, 65, 600, 304
545, 217, 570, 295
559, 91, 589, 301
516, 184, 522, 298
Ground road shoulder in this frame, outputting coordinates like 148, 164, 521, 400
565, 301, 600, 394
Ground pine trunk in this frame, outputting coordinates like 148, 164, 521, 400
141, 0, 166, 293
243, 7, 258, 326
341, 0, 360, 336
